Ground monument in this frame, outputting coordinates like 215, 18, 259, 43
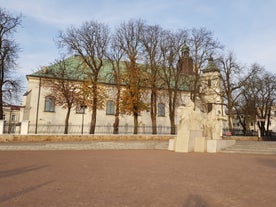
172, 56, 233, 153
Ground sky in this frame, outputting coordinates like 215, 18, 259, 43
1, 0, 276, 88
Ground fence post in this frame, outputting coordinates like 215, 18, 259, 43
21, 120, 29, 135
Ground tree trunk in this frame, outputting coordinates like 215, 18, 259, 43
113, 87, 120, 134
261, 121, 265, 136
228, 105, 234, 131
236, 110, 247, 135
258, 121, 265, 136
0, 87, 3, 120
90, 106, 97, 134
113, 94, 120, 134
169, 98, 176, 135
64, 107, 71, 134
171, 89, 178, 135
266, 105, 271, 136
133, 112, 138, 134
169, 111, 176, 135
151, 90, 157, 134
167, 90, 176, 135
90, 84, 98, 134
113, 116, 119, 134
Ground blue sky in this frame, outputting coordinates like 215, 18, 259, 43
1, 0, 276, 82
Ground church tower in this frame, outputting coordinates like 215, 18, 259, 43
200, 56, 226, 139
200, 56, 222, 114
178, 43, 195, 75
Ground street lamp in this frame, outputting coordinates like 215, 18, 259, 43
80, 105, 87, 134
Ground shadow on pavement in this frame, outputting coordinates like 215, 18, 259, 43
0, 180, 54, 204
0, 165, 49, 179
183, 194, 209, 207
257, 158, 276, 169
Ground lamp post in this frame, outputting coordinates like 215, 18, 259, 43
80, 105, 87, 134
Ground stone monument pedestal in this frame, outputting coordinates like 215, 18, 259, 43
194, 137, 206, 152
174, 99, 228, 153
174, 104, 205, 153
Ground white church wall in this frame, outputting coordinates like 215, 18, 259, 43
22, 76, 181, 134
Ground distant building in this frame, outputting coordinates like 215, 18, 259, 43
3, 104, 21, 133
271, 105, 276, 132
224, 104, 276, 135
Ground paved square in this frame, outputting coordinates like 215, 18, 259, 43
0, 150, 275, 207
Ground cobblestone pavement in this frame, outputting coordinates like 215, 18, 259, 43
0, 150, 275, 207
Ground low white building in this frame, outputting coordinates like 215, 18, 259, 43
2, 104, 22, 134
223, 104, 276, 136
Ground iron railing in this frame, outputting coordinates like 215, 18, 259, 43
223, 128, 258, 136
3, 122, 21, 134
28, 124, 175, 135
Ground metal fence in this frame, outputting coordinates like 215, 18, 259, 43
223, 128, 258, 136
3, 122, 21, 134
28, 124, 175, 135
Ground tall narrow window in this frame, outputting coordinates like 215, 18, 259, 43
158, 103, 165, 117
11, 114, 16, 121
207, 103, 212, 113
44, 96, 55, 112
106, 100, 115, 115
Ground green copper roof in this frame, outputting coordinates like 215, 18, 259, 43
181, 43, 189, 53
30, 55, 86, 80
28, 55, 117, 83
203, 56, 220, 73
28, 55, 195, 91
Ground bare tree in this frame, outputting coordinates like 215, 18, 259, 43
236, 89, 257, 134
42, 56, 83, 134
159, 30, 187, 134
241, 64, 276, 136
106, 38, 124, 134
0, 8, 22, 119
157, 28, 222, 134
217, 52, 245, 131
114, 19, 148, 134
141, 24, 163, 134
58, 21, 110, 134
188, 28, 223, 107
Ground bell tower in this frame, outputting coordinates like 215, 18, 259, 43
200, 56, 222, 113
178, 43, 194, 75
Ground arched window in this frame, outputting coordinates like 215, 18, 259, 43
44, 96, 55, 112
106, 100, 115, 115
158, 103, 165, 117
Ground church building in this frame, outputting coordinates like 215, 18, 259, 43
21, 45, 224, 135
